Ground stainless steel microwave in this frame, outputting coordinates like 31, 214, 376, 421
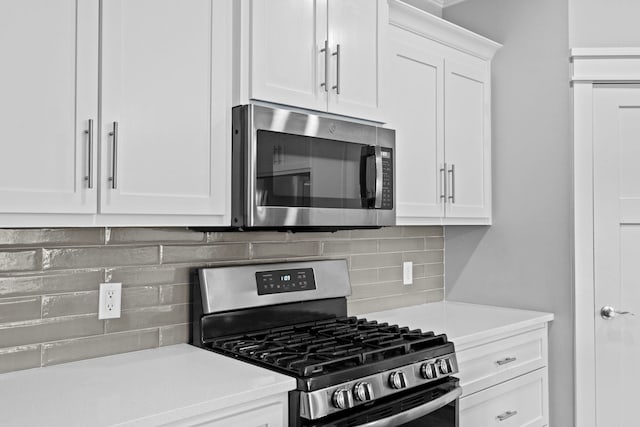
231, 105, 395, 229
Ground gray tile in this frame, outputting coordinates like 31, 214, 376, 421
0, 270, 104, 298
251, 241, 321, 259
105, 304, 189, 333
159, 324, 190, 346
106, 266, 191, 287
0, 296, 41, 323
209, 231, 287, 243
402, 226, 443, 237
347, 289, 444, 315
0, 315, 104, 348
42, 292, 98, 318
0, 229, 104, 247
378, 267, 403, 283
0, 345, 41, 373
378, 238, 425, 253
322, 239, 377, 255
351, 227, 404, 239
412, 264, 425, 279
348, 268, 378, 285
159, 284, 189, 305
0, 249, 41, 273
350, 253, 403, 269
402, 250, 444, 264
162, 244, 249, 264
107, 227, 205, 244
43, 246, 159, 270
287, 230, 351, 241
424, 263, 445, 277
122, 286, 160, 310
42, 329, 159, 366
425, 237, 445, 250
351, 277, 443, 300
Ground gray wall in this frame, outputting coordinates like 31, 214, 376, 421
442, 1, 573, 426
570, 0, 640, 47
0, 226, 444, 374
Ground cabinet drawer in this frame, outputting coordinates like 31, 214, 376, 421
459, 368, 548, 427
457, 328, 547, 396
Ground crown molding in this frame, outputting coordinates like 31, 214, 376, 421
389, 0, 502, 61
428, 0, 469, 7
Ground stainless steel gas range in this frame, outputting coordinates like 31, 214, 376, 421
191, 260, 461, 426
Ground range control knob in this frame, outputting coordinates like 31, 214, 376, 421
353, 382, 374, 402
389, 371, 408, 389
332, 388, 354, 409
421, 362, 439, 380
438, 358, 452, 375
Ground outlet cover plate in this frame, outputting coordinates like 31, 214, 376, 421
403, 261, 413, 285
98, 282, 122, 320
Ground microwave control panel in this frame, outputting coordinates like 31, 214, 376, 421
381, 148, 393, 210
256, 268, 317, 295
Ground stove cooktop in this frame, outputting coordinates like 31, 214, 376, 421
205, 316, 454, 391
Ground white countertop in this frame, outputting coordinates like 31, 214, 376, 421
366, 301, 554, 348
0, 344, 296, 427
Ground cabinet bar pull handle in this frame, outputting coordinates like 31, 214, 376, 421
448, 164, 455, 204
496, 357, 517, 366
108, 121, 118, 189
320, 40, 329, 92
332, 44, 341, 94
496, 410, 518, 421
440, 163, 447, 202
85, 119, 94, 189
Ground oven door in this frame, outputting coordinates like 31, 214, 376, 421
233, 104, 395, 229
304, 378, 461, 427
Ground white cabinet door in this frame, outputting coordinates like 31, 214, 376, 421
386, 30, 445, 222
327, 0, 382, 120
444, 59, 491, 220
100, 0, 229, 217
0, 0, 98, 214
250, 0, 328, 113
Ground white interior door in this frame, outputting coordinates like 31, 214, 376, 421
593, 85, 640, 427
386, 29, 444, 222
101, 0, 228, 216
0, 0, 98, 214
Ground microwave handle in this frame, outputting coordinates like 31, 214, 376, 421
374, 146, 383, 209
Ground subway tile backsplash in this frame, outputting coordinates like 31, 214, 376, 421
0, 226, 444, 373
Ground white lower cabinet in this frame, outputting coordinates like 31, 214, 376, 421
459, 368, 548, 427
457, 326, 550, 427
161, 396, 287, 427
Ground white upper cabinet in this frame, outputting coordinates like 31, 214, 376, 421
250, 0, 328, 113
444, 58, 491, 219
386, 28, 445, 220
386, 0, 500, 225
0, 0, 232, 226
100, 0, 229, 218
245, 0, 385, 122
0, 0, 98, 214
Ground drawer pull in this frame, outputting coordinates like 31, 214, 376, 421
496, 357, 517, 366
496, 410, 518, 421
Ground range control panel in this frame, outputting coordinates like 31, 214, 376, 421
256, 268, 316, 295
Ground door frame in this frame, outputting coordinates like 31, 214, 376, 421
571, 47, 640, 427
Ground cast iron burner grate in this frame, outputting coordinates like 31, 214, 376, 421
208, 317, 448, 377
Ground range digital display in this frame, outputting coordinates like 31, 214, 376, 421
256, 268, 316, 295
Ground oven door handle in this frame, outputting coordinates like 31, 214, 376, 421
356, 386, 462, 427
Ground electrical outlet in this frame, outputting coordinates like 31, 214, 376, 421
98, 283, 122, 319
403, 261, 413, 285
